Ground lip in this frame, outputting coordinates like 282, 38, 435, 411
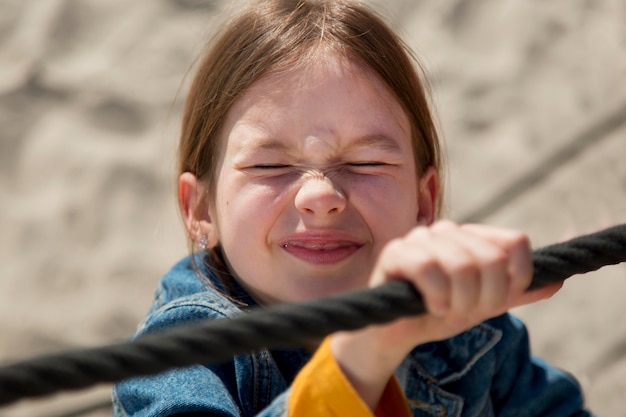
278, 232, 364, 265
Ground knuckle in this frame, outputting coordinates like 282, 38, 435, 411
413, 257, 440, 276
406, 225, 430, 241
431, 219, 458, 232
506, 230, 530, 248
452, 257, 479, 278
484, 248, 508, 269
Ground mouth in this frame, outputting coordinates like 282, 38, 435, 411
279, 237, 363, 265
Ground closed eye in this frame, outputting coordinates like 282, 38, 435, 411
243, 164, 295, 178
347, 162, 387, 167
251, 164, 291, 169
343, 162, 397, 176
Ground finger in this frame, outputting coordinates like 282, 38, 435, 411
426, 226, 481, 315
460, 224, 533, 296
381, 231, 451, 316
434, 224, 510, 311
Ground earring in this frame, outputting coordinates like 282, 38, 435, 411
198, 235, 208, 250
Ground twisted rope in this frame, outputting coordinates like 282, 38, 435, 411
1, 224, 625, 406
529, 224, 626, 288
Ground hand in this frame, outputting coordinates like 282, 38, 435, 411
367, 221, 559, 351
330, 221, 562, 409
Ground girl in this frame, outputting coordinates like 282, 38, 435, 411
113, 1, 592, 416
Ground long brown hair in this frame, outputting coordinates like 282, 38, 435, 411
177, 0, 444, 285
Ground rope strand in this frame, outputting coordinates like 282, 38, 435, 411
1, 224, 625, 406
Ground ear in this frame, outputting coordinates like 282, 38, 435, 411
416, 166, 438, 226
178, 172, 220, 249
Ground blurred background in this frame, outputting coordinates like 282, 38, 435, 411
0, 0, 625, 415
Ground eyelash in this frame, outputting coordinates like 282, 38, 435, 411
252, 164, 291, 169
347, 162, 385, 167
252, 161, 387, 170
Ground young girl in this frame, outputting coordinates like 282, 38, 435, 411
113, 1, 592, 416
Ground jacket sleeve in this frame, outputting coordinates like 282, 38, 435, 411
111, 300, 291, 417
112, 301, 411, 417
112, 363, 270, 417
488, 314, 595, 417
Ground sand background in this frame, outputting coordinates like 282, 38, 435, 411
1, 0, 625, 416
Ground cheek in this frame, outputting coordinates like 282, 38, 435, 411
345, 175, 419, 245
346, 175, 418, 220
216, 181, 288, 243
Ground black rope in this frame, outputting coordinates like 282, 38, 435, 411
1, 224, 625, 407
529, 224, 626, 289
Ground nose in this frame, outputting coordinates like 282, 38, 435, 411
294, 175, 347, 217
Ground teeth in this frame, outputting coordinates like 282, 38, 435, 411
283, 242, 350, 250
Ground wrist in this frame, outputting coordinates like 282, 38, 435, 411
330, 327, 407, 410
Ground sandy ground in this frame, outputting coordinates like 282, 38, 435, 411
0, 0, 625, 416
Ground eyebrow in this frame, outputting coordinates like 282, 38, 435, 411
247, 139, 290, 152
348, 134, 404, 154
244, 134, 404, 154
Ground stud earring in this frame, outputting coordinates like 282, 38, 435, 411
198, 235, 208, 250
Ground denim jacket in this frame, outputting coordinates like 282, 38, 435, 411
112, 256, 594, 417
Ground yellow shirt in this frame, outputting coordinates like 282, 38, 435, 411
289, 337, 412, 417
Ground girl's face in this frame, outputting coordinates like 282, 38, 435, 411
207, 56, 437, 304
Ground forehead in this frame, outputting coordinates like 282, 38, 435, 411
241, 54, 397, 101
222, 54, 411, 145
